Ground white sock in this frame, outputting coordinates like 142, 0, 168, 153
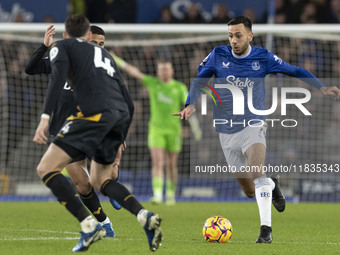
154, 193, 162, 202
80, 216, 98, 233
137, 209, 149, 227
99, 217, 111, 225
269, 178, 275, 190
254, 177, 272, 227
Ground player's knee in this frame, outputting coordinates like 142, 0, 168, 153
75, 181, 92, 194
89, 176, 101, 191
152, 160, 164, 171
36, 161, 51, 179
111, 165, 119, 180
36, 164, 45, 179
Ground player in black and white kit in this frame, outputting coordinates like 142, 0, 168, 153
27, 25, 121, 238
26, 24, 78, 136
35, 15, 162, 252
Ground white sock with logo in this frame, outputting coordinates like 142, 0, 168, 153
80, 216, 98, 233
254, 177, 272, 227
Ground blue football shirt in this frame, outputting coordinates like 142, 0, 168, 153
186, 45, 325, 134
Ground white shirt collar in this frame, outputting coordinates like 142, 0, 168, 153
232, 45, 252, 59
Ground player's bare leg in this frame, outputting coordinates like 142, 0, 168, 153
108, 143, 124, 210
237, 143, 275, 243
165, 151, 178, 205
65, 160, 91, 194
91, 161, 162, 251
112, 142, 125, 167
37, 143, 73, 178
37, 144, 105, 252
235, 177, 255, 198
66, 160, 116, 237
234, 143, 267, 196
150, 148, 165, 203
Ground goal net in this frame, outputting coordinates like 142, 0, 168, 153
0, 24, 339, 202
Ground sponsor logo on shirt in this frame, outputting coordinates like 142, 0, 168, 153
226, 75, 254, 88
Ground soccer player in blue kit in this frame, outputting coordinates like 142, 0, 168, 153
175, 16, 340, 243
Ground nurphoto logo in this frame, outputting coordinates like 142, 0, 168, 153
199, 76, 312, 128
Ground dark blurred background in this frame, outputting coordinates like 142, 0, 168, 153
1, 0, 340, 24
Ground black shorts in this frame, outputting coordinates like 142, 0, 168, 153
50, 136, 87, 163
53, 109, 130, 165
70, 153, 87, 163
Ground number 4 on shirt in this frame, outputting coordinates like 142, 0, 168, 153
94, 47, 115, 77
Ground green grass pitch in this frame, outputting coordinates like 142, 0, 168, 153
0, 201, 339, 255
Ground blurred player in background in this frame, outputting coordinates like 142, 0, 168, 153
175, 16, 340, 243
35, 14, 162, 252
26, 24, 120, 238
113, 55, 201, 205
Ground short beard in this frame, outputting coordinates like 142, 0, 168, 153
235, 45, 249, 56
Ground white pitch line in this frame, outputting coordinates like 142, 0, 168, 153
28, 229, 79, 235
0, 237, 79, 241
0, 228, 79, 235
326, 242, 339, 245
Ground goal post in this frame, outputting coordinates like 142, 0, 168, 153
0, 23, 339, 202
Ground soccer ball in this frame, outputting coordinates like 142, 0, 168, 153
202, 216, 233, 243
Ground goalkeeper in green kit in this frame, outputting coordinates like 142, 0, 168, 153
113, 54, 201, 205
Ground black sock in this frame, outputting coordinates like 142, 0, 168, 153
101, 179, 143, 216
42, 171, 90, 222
80, 188, 107, 222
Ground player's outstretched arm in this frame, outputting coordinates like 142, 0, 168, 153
173, 104, 195, 120
320, 86, 340, 100
25, 25, 55, 75
111, 53, 144, 81
33, 117, 49, 145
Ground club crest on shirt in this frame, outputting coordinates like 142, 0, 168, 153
252, 61, 260, 70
